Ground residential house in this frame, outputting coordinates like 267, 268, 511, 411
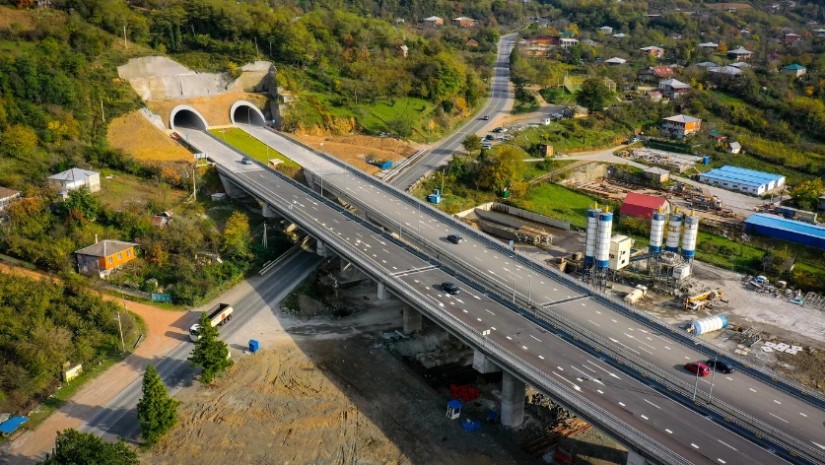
580, 38, 597, 47
658, 79, 691, 99
729, 61, 753, 69
620, 192, 670, 219
727, 46, 753, 61
662, 114, 701, 138
525, 35, 559, 55
780, 64, 807, 76
696, 61, 719, 68
605, 57, 627, 66
814, 28, 825, 38
728, 141, 742, 154
75, 240, 139, 278
599, 26, 613, 34
640, 46, 665, 58
452, 17, 475, 28
708, 66, 743, 84
784, 32, 801, 45
559, 38, 579, 49
422, 16, 443, 28
0, 187, 21, 212
399, 45, 409, 58
48, 168, 101, 196
647, 90, 663, 102
152, 211, 173, 228
637, 65, 675, 84
612, 33, 628, 39
698, 42, 719, 49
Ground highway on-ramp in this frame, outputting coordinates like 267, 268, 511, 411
175, 126, 792, 465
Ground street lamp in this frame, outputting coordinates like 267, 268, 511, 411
708, 352, 718, 403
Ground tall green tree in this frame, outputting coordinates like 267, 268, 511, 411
462, 134, 482, 153
188, 313, 230, 383
40, 429, 138, 465
58, 187, 100, 222
789, 178, 824, 210
221, 211, 251, 260
476, 146, 524, 192
576, 78, 613, 112
137, 365, 178, 445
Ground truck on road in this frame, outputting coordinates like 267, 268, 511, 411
189, 303, 233, 342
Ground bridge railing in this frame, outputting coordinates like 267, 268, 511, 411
259, 126, 825, 413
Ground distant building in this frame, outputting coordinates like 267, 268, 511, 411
605, 57, 627, 65
780, 64, 807, 76
452, 16, 475, 28
662, 114, 701, 138
48, 168, 101, 197
696, 61, 719, 68
699, 166, 785, 195
599, 26, 614, 34
638, 65, 675, 83
399, 45, 409, 58
152, 211, 173, 228
647, 90, 663, 102
708, 65, 743, 84
612, 33, 628, 39
698, 42, 719, 49
75, 240, 139, 278
784, 32, 801, 45
620, 192, 670, 219
744, 214, 825, 249
608, 235, 633, 271
727, 46, 753, 61
728, 141, 742, 154
559, 38, 579, 49
658, 78, 691, 99
422, 16, 443, 28
0, 187, 21, 211
729, 61, 753, 69
814, 28, 825, 38
644, 167, 670, 183
640, 46, 665, 58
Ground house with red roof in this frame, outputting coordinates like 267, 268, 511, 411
620, 192, 670, 220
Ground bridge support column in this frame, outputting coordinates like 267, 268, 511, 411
472, 350, 501, 374
500, 372, 526, 428
402, 307, 422, 333
262, 203, 281, 220
217, 173, 248, 199
626, 451, 648, 465
316, 240, 332, 257
377, 282, 389, 300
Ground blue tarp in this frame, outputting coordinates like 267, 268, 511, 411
0, 416, 28, 434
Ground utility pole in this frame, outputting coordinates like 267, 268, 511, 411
123, 24, 128, 49
262, 222, 268, 248
100, 98, 105, 122
116, 311, 125, 352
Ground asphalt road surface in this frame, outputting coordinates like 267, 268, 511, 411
388, 33, 518, 190
80, 250, 323, 442
175, 126, 791, 465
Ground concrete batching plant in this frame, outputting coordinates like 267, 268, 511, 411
649, 210, 666, 254
584, 206, 600, 268
595, 210, 613, 269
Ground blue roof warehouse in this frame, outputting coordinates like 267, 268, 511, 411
744, 214, 825, 249
698, 166, 785, 195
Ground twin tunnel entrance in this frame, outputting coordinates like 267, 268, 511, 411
169, 100, 266, 132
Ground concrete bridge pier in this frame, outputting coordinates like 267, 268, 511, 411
377, 282, 389, 300
217, 173, 248, 199
472, 350, 501, 374
262, 203, 282, 220
500, 372, 526, 428
316, 240, 332, 257
402, 307, 422, 333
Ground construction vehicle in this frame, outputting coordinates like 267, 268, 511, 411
749, 275, 769, 289
189, 303, 233, 342
624, 285, 648, 305
684, 289, 723, 311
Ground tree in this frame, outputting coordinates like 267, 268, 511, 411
0, 124, 38, 159
462, 134, 482, 153
476, 146, 524, 192
221, 211, 251, 260
137, 365, 178, 445
58, 187, 99, 222
576, 78, 613, 112
789, 178, 824, 210
188, 313, 230, 383
40, 429, 138, 465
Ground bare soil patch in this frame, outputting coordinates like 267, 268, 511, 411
107, 111, 192, 163
291, 134, 422, 174
147, 92, 268, 129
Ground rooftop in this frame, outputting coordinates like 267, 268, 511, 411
782, 64, 806, 70
702, 165, 784, 187
745, 214, 825, 240
730, 62, 753, 69
75, 239, 139, 258
709, 66, 743, 75
728, 46, 753, 55
622, 192, 668, 209
0, 186, 20, 199
48, 168, 99, 182
660, 78, 690, 89
605, 57, 627, 64
663, 114, 700, 123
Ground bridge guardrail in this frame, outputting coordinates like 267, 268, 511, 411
261, 126, 825, 413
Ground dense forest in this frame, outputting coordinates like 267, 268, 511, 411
0, 272, 139, 414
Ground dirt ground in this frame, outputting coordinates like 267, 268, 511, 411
0, 263, 191, 464
108, 111, 193, 163
291, 134, 422, 175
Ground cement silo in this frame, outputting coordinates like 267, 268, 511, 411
681, 212, 700, 261
649, 209, 666, 254
584, 206, 600, 267
665, 211, 683, 253
595, 210, 613, 269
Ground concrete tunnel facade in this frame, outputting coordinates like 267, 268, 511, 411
170, 105, 210, 131
230, 100, 267, 126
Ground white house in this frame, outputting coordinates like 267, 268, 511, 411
48, 168, 101, 196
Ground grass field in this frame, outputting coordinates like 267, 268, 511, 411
303, 93, 439, 139
514, 122, 625, 153
107, 111, 193, 163
516, 183, 608, 229
98, 171, 186, 210
210, 128, 300, 169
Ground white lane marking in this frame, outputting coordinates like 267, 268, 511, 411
685, 356, 691, 360
474, 257, 482, 262
552, 372, 580, 391
643, 399, 661, 409
717, 459, 726, 464
580, 303, 586, 306
608, 337, 641, 355
477, 318, 482, 322
812, 441, 825, 450
570, 366, 601, 384
665, 429, 673, 434
462, 309, 468, 313
538, 355, 545, 360
773, 399, 781, 405
556, 366, 564, 371
717, 440, 737, 451
641, 415, 648, 420
491, 327, 497, 331
664, 346, 671, 350
456, 299, 464, 304
749, 388, 757, 392
611, 319, 618, 323
618, 402, 626, 407
691, 443, 699, 449
725, 376, 733, 381
486, 309, 495, 315
595, 310, 601, 315
529, 335, 542, 342
583, 365, 596, 373
506, 336, 512, 340
597, 390, 604, 394
769, 413, 788, 423
799, 412, 807, 417
585, 360, 621, 379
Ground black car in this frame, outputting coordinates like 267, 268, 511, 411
441, 282, 460, 295
706, 359, 734, 374
447, 234, 464, 244
481, 115, 491, 120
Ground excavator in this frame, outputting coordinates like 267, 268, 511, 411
684, 288, 723, 311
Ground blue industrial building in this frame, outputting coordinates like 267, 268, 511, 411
744, 214, 825, 249
698, 166, 785, 195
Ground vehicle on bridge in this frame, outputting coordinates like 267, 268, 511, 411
447, 234, 464, 244
441, 282, 460, 295
706, 359, 734, 374
684, 361, 710, 377
189, 303, 233, 342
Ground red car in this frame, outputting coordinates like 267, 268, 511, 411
684, 362, 710, 377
